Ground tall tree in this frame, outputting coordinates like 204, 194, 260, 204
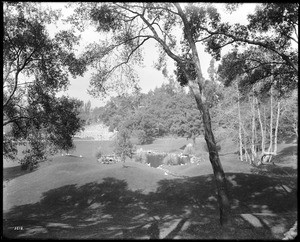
207, 58, 217, 82
3, 2, 86, 165
70, 2, 231, 225
113, 128, 135, 164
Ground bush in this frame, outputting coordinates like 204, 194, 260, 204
179, 155, 190, 165
19, 138, 46, 171
136, 130, 154, 145
134, 149, 147, 164
95, 148, 103, 160
114, 129, 136, 162
146, 153, 167, 168
20, 151, 42, 171
183, 143, 194, 155
163, 153, 190, 166
163, 153, 180, 166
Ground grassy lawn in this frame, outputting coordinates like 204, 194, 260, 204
2, 136, 297, 239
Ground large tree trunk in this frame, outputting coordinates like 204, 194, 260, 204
168, 4, 230, 226
189, 66, 230, 227
189, 83, 230, 226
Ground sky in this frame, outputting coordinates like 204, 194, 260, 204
46, 3, 258, 108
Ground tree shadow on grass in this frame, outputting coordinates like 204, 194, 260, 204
251, 164, 297, 178
281, 135, 297, 144
3, 165, 35, 182
274, 145, 297, 162
3, 171, 297, 240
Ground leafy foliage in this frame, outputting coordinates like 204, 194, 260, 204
3, 2, 86, 165
90, 4, 121, 32
113, 129, 136, 162
205, 3, 298, 74
97, 81, 205, 144
279, 90, 298, 139
218, 43, 297, 98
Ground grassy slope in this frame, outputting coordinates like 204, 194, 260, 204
3, 136, 297, 239
3, 158, 174, 212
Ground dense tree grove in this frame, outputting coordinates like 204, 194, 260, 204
89, 80, 206, 145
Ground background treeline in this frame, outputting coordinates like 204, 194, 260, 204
80, 65, 297, 160
80, 79, 210, 145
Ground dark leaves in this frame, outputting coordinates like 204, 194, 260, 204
217, 50, 246, 86
184, 4, 220, 41
175, 60, 197, 87
90, 4, 121, 32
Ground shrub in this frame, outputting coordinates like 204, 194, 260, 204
190, 155, 203, 164
183, 143, 194, 155
95, 148, 103, 160
20, 149, 43, 171
113, 129, 136, 162
136, 130, 154, 145
163, 153, 190, 166
134, 149, 147, 164
179, 155, 190, 165
19, 138, 46, 171
163, 153, 180, 166
146, 153, 167, 168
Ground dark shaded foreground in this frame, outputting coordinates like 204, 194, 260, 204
3, 170, 297, 240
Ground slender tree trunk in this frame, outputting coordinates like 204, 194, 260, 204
192, 133, 196, 146
255, 97, 265, 165
263, 106, 267, 150
267, 86, 273, 157
273, 101, 281, 155
251, 95, 257, 164
237, 84, 243, 162
243, 136, 249, 163
293, 123, 298, 138
241, 122, 251, 163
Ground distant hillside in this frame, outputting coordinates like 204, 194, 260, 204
75, 123, 117, 141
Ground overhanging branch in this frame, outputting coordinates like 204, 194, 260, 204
104, 37, 151, 78
199, 26, 298, 73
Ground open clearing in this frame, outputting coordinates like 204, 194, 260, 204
3, 136, 297, 239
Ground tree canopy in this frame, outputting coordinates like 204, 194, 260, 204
3, 2, 86, 164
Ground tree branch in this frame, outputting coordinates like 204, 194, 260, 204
174, 2, 205, 87
104, 37, 151, 78
113, 2, 185, 65
3, 49, 37, 108
3, 61, 14, 84
139, 13, 185, 65
196, 34, 215, 43
200, 26, 298, 73
3, 116, 31, 127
